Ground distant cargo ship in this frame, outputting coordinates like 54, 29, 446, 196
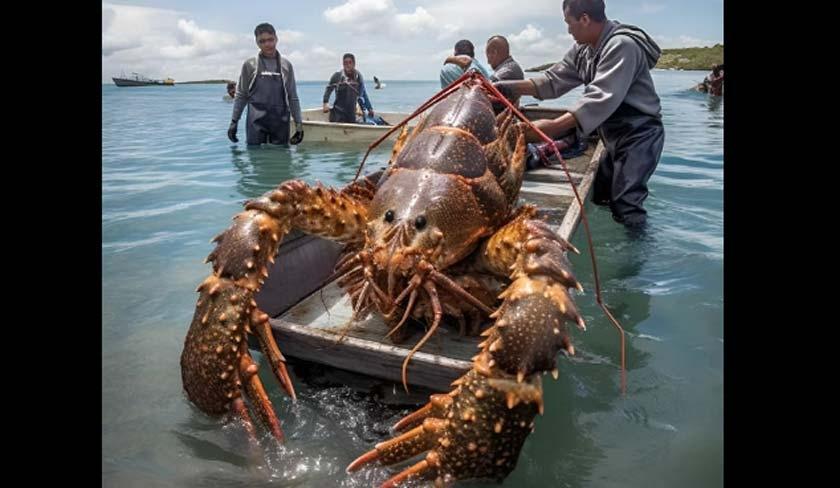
112, 72, 175, 87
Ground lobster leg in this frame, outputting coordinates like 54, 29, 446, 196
229, 397, 257, 440
239, 345, 285, 441
251, 309, 296, 400
483, 110, 528, 206
181, 175, 379, 439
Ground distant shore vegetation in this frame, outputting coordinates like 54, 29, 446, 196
526, 44, 723, 72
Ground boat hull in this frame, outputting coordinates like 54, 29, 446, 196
112, 77, 172, 87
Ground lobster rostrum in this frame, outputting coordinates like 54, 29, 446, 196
181, 72, 625, 486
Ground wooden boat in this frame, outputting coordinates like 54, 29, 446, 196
253, 106, 604, 398
291, 108, 415, 143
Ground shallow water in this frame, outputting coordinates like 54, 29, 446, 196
102, 71, 722, 487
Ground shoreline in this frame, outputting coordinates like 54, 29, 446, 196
526, 44, 723, 72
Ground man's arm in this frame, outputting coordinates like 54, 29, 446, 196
323, 72, 339, 112
567, 38, 641, 136
529, 48, 583, 101
525, 113, 580, 142
231, 61, 250, 122
444, 56, 493, 79
444, 55, 472, 69
512, 38, 643, 142
358, 73, 373, 115
492, 47, 581, 104
469, 59, 493, 80
488, 79, 577, 141
285, 61, 303, 131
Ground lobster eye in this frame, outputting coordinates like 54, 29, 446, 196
414, 215, 427, 230
384, 210, 395, 223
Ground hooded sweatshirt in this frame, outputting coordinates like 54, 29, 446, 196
530, 20, 662, 136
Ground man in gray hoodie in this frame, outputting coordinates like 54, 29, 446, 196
494, 0, 664, 229
228, 23, 304, 146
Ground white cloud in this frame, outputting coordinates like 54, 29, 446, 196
285, 45, 342, 80
509, 24, 543, 44
101, 3, 315, 83
395, 7, 436, 35
641, 3, 666, 14
322, 0, 562, 39
437, 23, 462, 41
505, 24, 575, 70
102, 36, 142, 57
101, 2, 720, 83
277, 30, 304, 44
102, 3, 180, 59
324, 0, 392, 24
323, 0, 465, 40
102, 6, 116, 32
159, 19, 239, 59
424, 0, 561, 31
312, 46, 338, 59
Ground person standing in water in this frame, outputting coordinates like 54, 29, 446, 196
223, 82, 236, 102
228, 22, 304, 145
494, 0, 664, 229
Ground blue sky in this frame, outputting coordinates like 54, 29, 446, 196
102, 0, 723, 83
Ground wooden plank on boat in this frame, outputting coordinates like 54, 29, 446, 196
257, 139, 603, 392
268, 281, 474, 391
523, 168, 585, 185
557, 142, 605, 239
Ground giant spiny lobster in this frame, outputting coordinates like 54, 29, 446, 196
180, 71, 626, 486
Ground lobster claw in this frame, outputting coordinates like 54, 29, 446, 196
181, 177, 377, 443
348, 369, 543, 487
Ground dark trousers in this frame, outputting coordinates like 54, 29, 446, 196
246, 119, 290, 145
592, 103, 665, 227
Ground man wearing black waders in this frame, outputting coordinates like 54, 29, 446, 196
228, 22, 304, 146
494, 0, 664, 230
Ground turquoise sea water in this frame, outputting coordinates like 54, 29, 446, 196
103, 72, 722, 487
